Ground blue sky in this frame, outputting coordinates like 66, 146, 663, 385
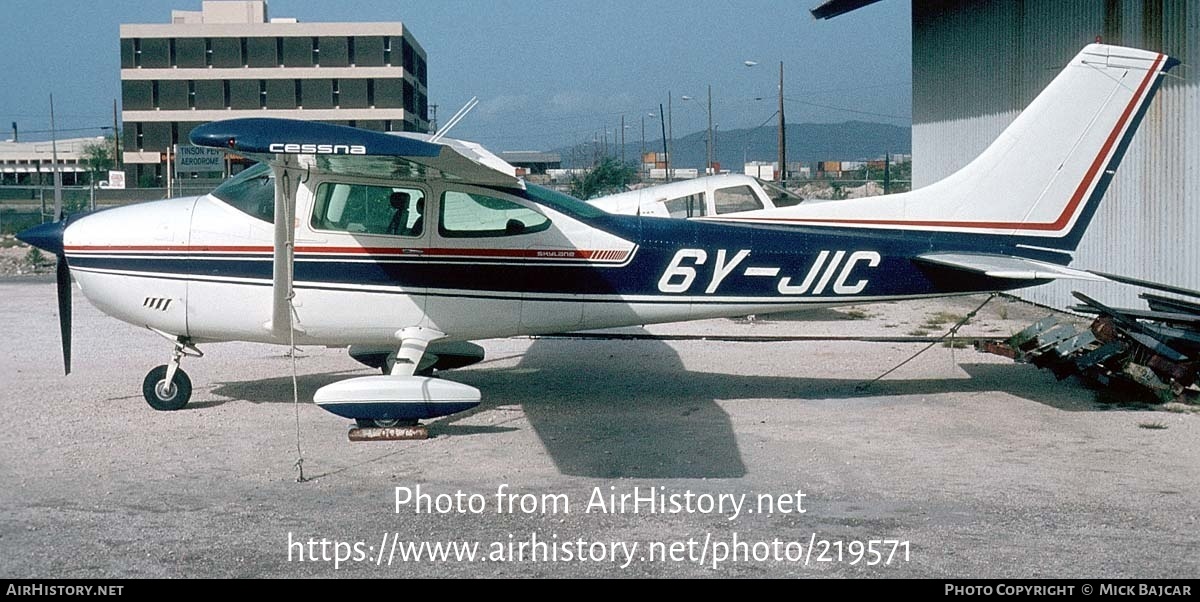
1, 0, 912, 150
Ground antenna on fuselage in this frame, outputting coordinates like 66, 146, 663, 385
431, 96, 478, 143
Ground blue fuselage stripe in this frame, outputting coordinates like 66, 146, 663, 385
68, 218, 1040, 300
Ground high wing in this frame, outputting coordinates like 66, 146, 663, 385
189, 117, 521, 188
914, 253, 1110, 282
189, 117, 523, 338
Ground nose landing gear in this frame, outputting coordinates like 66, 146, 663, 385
142, 336, 203, 411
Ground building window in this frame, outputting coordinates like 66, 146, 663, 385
223, 81, 231, 108
229, 80, 259, 109
402, 38, 414, 73
367, 80, 375, 107
188, 81, 196, 109
382, 37, 391, 65
169, 38, 176, 67
194, 80, 223, 109
240, 38, 248, 67
312, 37, 319, 65
134, 38, 142, 67
205, 38, 213, 67
210, 38, 241, 68
385, 120, 393, 132
294, 80, 302, 108
259, 80, 267, 109
135, 123, 144, 150
300, 79, 334, 109
151, 81, 160, 107
347, 37, 356, 66
276, 38, 284, 67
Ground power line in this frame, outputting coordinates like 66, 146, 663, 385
782, 97, 908, 121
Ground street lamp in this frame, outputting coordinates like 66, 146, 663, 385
682, 86, 715, 175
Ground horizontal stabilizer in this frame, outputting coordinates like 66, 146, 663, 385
916, 253, 1109, 282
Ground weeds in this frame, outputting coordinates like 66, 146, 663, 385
24, 248, 45, 266
923, 311, 966, 328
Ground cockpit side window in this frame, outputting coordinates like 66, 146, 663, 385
713, 185, 764, 214
211, 163, 275, 223
663, 194, 706, 218
311, 181, 426, 237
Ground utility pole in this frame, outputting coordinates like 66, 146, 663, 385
640, 115, 645, 167
49, 94, 62, 220
667, 91, 673, 182
706, 84, 714, 175
659, 103, 668, 182
884, 152, 891, 195
429, 104, 439, 132
113, 99, 121, 170
778, 62, 786, 185
620, 114, 625, 165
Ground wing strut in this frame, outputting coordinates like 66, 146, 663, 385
267, 156, 303, 337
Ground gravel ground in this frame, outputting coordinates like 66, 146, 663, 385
1, 279, 1196, 578
0, 240, 56, 277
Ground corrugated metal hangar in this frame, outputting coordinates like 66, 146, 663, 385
815, 0, 1197, 309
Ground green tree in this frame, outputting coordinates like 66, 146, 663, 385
569, 156, 637, 200
81, 135, 121, 184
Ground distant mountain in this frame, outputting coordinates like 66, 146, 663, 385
556, 120, 911, 169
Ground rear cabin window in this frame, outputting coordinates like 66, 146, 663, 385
211, 163, 275, 223
311, 181, 426, 237
663, 193, 706, 218
713, 185, 764, 214
439, 190, 550, 238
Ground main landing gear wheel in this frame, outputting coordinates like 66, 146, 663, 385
356, 418, 419, 429
142, 365, 192, 411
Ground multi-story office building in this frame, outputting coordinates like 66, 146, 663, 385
120, 1, 429, 186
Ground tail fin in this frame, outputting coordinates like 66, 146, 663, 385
734, 44, 1177, 251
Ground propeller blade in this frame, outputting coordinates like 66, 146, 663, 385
17, 217, 72, 375
55, 254, 72, 375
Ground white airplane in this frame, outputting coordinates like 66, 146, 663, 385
17, 44, 1176, 428
588, 173, 806, 218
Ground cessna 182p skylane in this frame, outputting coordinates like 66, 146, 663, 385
17, 44, 1176, 427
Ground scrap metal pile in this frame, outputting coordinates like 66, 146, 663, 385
977, 276, 1200, 404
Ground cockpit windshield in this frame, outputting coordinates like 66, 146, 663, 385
211, 163, 275, 223
760, 179, 806, 208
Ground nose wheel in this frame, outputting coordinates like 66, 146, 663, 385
143, 365, 192, 411
141, 334, 203, 411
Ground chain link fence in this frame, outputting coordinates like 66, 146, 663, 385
0, 183, 221, 234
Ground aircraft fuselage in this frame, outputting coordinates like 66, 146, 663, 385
60, 180, 1026, 348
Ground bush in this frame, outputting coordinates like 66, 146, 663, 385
24, 247, 45, 266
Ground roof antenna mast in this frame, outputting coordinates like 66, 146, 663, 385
431, 96, 478, 143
